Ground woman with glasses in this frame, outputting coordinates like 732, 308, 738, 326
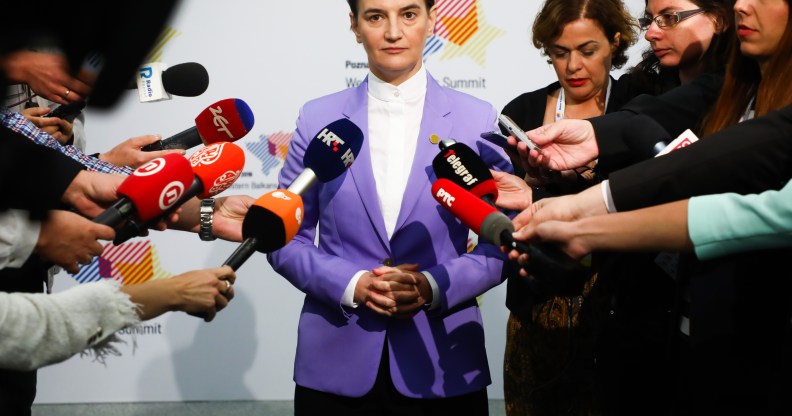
628, 0, 734, 97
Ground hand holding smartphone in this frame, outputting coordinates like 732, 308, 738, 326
497, 114, 541, 153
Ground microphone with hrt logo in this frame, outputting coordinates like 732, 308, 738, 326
140, 98, 254, 151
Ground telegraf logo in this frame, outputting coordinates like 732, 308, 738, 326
441, 149, 479, 186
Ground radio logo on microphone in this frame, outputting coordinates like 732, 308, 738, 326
160, 181, 185, 210
209, 106, 235, 139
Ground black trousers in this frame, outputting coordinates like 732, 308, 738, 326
294, 343, 489, 416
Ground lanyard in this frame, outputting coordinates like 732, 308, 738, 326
555, 79, 612, 121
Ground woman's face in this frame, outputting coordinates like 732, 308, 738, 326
350, 0, 436, 85
547, 18, 617, 103
734, 0, 789, 61
644, 0, 720, 70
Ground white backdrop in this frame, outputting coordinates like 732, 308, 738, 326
37, 0, 648, 403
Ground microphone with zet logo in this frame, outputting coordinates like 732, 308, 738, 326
287, 118, 364, 195
112, 141, 246, 245
432, 141, 499, 206
223, 190, 304, 271
431, 178, 590, 297
141, 98, 255, 152
132, 62, 210, 102
93, 153, 195, 229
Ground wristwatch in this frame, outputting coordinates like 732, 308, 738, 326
199, 198, 217, 241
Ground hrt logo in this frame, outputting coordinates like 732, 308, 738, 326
316, 128, 356, 168
435, 187, 455, 207
209, 106, 234, 139
159, 181, 185, 211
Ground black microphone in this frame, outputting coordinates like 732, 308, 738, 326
140, 98, 254, 151
432, 141, 498, 206
128, 62, 210, 99
624, 114, 671, 160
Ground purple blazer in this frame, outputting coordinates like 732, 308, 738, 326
268, 72, 513, 398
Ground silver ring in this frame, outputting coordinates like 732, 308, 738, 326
223, 280, 232, 296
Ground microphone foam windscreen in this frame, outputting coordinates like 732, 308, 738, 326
303, 119, 364, 182
189, 142, 246, 198
241, 190, 304, 252
162, 62, 209, 97
431, 178, 496, 235
118, 153, 195, 221
194, 98, 255, 145
432, 142, 497, 199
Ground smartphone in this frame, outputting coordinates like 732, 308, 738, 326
497, 114, 541, 152
480, 131, 512, 149
44, 100, 86, 122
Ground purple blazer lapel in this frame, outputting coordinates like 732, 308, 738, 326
344, 78, 390, 247
393, 74, 452, 232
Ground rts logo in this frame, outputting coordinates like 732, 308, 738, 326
435, 187, 456, 207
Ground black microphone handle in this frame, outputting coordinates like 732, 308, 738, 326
222, 237, 258, 271
112, 177, 204, 245
499, 229, 591, 298
141, 126, 202, 151
93, 198, 136, 228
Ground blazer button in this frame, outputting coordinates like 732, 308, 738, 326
383, 258, 393, 267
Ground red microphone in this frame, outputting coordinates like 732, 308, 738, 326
112, 142, 246, 244
432, 142, 499, 205
223, 189, 304, 271
431, 178, 589, 297
93, 153, 195, 228
140, 98, 255, 151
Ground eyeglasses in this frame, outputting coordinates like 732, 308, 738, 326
638, 9, 705, 30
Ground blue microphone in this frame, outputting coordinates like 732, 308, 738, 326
288, 118, 364, 195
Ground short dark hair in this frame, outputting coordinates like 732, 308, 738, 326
532, 0, 638, 69
346, 0, 436, 17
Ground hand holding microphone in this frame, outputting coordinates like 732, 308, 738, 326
431, 178, 590, 298
112, 141, 246, 244
92, 153, 195, 228
141, 98, 255, 151
221, 118, 365, 270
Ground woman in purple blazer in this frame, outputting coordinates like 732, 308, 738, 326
267, 0, 513, 414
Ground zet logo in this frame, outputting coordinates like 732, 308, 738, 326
425, 0, 505, 66
246, 131, 293, 176
73, 240, 173, 285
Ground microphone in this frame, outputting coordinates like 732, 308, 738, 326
624, 114, 671, 160
132, 62, 210, 102
287, 118, 364, 195
112, 141, 246, 244
93, 153, 195, 228
140, 98, 255, 152
432, 141, 498, 206
221, 119, 365, 270
223, 190, 304, 271
431, 178, 590, 297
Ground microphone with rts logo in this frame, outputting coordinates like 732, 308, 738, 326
221, 118, 365, 271
141, 98, 255, 152
93, 153, 195, 229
